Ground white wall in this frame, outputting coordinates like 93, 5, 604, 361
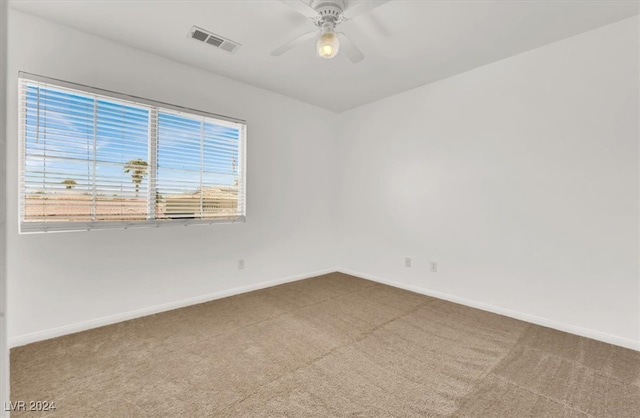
337, 17, 640, 348
1, 0, 9, 415
6, 11, 339, 345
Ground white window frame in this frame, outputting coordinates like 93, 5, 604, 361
18, 72, 247, 233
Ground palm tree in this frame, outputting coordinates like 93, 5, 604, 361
61, 179, 77, 190
124, 159, 148, 197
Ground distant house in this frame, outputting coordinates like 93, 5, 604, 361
25, 186, 238, 222
163, 186, 238, 220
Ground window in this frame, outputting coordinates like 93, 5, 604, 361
19, 73, 246, 233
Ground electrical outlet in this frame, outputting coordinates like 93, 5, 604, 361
405, 257, 412, 268
430, 261, 437, 272
238, 259, 245, 270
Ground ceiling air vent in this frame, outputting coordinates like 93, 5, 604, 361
188, 26, 241, 54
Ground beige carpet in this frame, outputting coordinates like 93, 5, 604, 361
10, 272, 640, 417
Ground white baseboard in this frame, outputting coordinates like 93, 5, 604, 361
338, 268, 640, 352
10, 267, 639, 352
8, 268, 336, 348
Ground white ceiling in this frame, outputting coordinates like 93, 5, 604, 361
9, 0, 639, 112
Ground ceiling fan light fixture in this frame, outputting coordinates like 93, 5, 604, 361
317, 30, 340, 59
274, 0, 387, 63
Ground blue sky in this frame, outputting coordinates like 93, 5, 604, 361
24, 83, 241, 198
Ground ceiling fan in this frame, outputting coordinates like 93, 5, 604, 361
272, 0, 390, 63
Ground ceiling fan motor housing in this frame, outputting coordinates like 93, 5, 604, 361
312, 0, 345, 26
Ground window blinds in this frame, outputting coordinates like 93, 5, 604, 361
19, 73, 246, 233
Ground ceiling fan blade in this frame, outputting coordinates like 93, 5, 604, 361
342, 0, 390, 19
279, 0, 318, 18
337, 33, 364, 63
271, 31, 318, 56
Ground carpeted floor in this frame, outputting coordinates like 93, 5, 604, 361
10, 272, 640, 417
